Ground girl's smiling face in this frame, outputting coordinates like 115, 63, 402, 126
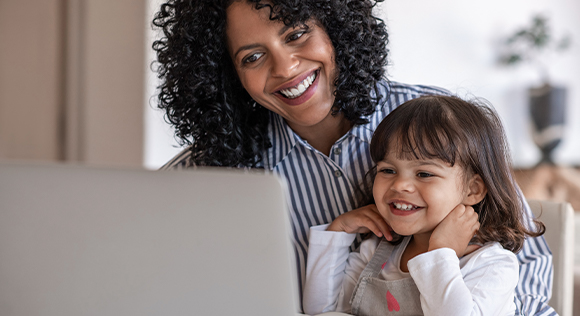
373, 151, 484, 239
225, 1, 338, 136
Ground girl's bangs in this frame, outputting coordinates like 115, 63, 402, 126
391, 121, 458, 166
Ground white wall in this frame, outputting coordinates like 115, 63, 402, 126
144, 0, 182, 169
144, 0, 580, 169
375, 0, 580, 167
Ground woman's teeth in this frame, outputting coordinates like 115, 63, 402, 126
279, 72, 316, 99
393, 202, 417, 211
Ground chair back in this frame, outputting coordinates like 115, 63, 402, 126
527, 199, 575, 316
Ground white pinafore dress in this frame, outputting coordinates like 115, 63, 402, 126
349, 238, 423, 316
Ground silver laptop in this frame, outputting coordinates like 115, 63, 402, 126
0, 163, 299, 316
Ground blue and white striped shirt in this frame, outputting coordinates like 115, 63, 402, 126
162, 80, 556, 316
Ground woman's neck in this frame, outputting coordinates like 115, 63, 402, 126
288, 112, 353, 156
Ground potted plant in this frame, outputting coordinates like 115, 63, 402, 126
497, 14, 571, 165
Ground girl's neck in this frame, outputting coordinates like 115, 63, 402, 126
400, 233, 431, 273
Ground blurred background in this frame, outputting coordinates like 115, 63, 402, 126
1, 0, 578, 169
1, 0, 579, 313
2, 0, 579, 227
1, 4, 579, 208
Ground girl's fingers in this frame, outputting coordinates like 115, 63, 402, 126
363, 221, 383, 237
365, 212, 392, 240
382, 227, 394, 241
372, 216, 393, 240
329, 204, 392, 239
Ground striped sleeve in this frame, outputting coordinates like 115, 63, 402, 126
158, 146, 194, 170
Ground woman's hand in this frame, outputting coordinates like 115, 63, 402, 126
428, 204, 480, 257
326, 205, 393, 241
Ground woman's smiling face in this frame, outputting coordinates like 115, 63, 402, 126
225, 1, 338, 134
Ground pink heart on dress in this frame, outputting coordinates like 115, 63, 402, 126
386, 291, 400, 312
381, 261, 387, 270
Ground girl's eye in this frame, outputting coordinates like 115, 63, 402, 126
379, 168, 396, 175
242, 52, 264, 65
417, 172, 434, 178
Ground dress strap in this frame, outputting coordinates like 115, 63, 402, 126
358, 238, 394, 279
349, 238, 396, 307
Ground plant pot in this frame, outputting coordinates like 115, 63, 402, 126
529, 84, 567, 165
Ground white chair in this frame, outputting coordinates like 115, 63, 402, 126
527, 199, 575, 316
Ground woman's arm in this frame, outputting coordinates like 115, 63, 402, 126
515, 200, 556, 316
408, 243, 519, 316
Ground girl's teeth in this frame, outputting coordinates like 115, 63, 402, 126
280, 73, 316, 99
394, 203, 415, 211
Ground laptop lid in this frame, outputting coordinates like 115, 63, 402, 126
0, 163, 299, 316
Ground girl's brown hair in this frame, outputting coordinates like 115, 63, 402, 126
369, 95, 544, 253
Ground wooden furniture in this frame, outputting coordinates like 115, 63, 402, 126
514, 165, 580, 211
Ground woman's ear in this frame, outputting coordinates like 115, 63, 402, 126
463, 174, 487, 206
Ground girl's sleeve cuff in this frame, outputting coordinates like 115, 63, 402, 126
308, 224, 357, 247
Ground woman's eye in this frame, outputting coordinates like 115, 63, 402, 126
417, 172, 433, 178
242, 52, 264, 64
287, 31, 306, 42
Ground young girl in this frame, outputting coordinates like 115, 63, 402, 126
303, 95, 545, 315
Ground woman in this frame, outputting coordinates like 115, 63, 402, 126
152, 1, 554, 314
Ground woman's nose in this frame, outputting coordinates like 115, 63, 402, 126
270, 49, 299, 78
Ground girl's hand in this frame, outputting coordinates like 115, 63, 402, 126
428, 204, 480, 257
326, 205, 393, 241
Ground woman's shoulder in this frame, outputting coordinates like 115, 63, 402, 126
159, 146, 194, 170
383, 80, 451, 97
371, 80, 452, 120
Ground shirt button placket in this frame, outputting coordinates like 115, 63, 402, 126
334, 170, 342, 178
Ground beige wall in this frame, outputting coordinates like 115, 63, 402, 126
0, 0, 146, 167
0, 1, 64, 161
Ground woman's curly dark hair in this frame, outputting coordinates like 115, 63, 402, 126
153, 0, 389, 167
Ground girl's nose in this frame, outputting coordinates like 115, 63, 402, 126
270, 49, 299, 78
390, 176, 415, 193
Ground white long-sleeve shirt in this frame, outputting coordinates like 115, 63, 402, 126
303, 225, 519, 316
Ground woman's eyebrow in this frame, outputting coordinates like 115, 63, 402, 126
234, 44, 261, 59
233, 25, 291, 59
278, 24, 292, 36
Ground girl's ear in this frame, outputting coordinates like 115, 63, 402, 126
463, 174, 487, 206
